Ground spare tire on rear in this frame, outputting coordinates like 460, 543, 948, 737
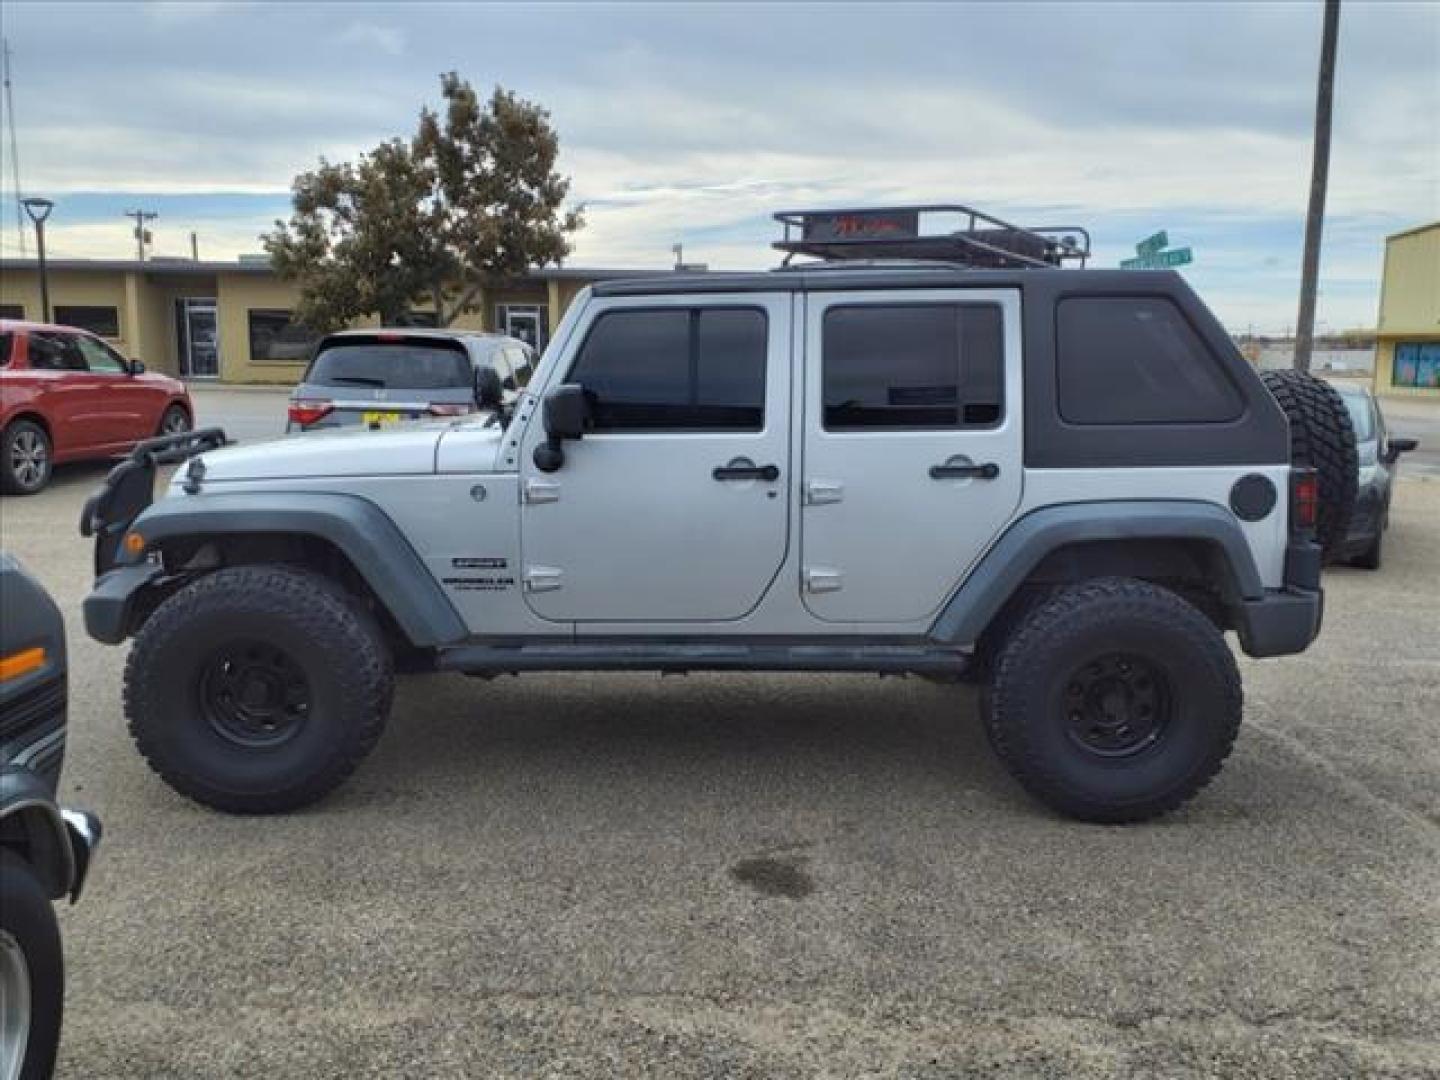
1260, 369, 1358, 563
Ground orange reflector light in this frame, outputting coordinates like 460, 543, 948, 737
0, 646, 45, 682
123, 532, 146, 555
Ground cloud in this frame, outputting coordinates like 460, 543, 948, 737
336, 22, 406, 57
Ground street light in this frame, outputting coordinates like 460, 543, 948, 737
21, 196, 54, 322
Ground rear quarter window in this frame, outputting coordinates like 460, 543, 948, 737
1056, 297, 1243, 425
304, 340, 472, 390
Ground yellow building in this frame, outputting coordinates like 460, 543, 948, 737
0, 258, 657, 384
1372, 221, 1440, 397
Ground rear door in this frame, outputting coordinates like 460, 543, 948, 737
800, 289, 1023, 622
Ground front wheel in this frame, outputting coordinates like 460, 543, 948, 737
984, 577, 1242, 823
1, 420, 52, 496
156, 404, 191, 437
0, 850, 64, 1080
124, 565, 394, 813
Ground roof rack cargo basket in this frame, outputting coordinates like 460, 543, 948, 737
773, 204, 1090, 269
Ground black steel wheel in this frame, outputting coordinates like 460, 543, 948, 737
985, 577, 1242, 823
125, 564, 393, 813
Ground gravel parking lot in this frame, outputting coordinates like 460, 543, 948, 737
3, 391, 1438, 1078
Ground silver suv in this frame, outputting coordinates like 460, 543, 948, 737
80, 205, 1357, 823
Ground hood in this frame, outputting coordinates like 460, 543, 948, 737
180, 422, 455, 483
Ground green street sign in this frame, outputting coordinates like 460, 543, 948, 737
1135, 230, 1169, 257
1121, 247, 1193, 270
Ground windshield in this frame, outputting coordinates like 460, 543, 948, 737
1341, 391, 1374, 441
306, 341, 472, 390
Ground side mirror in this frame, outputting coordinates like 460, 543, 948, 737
532, 383, 591, 472
474, 366, 503, 411
129, 359, 146, 375
1383, 436, 1418, 464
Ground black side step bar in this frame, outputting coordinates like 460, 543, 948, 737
436, 642, 971, 677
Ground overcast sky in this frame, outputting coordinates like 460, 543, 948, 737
1, 1, 1436, 332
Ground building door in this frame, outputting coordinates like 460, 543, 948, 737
498, 304, 543, 348
799, 289, 1024, 623
176, 298, 220, 378
519, 295, 791, 623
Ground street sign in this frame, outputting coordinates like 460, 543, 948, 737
1120, 246, 1193, 270
1135, 230, 1168, 257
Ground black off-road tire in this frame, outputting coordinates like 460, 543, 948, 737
1259, 369, 1357, 562
124, 564, 394, 813
984, 577, 1242, 824
0, 849, 65, 1080
1, 418, 53, 496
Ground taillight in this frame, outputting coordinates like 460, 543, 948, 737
288, 398, 333, 426
428, 403, 477, 417
1291, 467, 1319, 532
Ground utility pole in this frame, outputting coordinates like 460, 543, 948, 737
2, 37, 26, 255
21, 197, 53, 321
1295, 0, 1340, 373
125, 208, 157, 261
190, 231, 199, 261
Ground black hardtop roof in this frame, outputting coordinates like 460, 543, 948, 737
591, 266, 1184, 297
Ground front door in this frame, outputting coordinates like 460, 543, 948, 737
800, 289, 1024, 623
520, 295, 791, 623
176, 298, 219, 378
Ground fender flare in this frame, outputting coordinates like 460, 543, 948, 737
928, 500, 1264, 646
96, 491, 467, 648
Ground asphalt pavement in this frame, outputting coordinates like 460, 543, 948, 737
1, 389, 1437, 1078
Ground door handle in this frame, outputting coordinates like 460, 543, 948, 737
929, 462, 1000, 480
713, 463, 780, 482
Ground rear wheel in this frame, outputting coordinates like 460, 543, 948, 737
984, 577, 1242, 823
1260, 369, 1358, 563
1, 420, 52, 496
124, 564, 394, 813
0, 850, 64, 1080
156, 404, 191, 437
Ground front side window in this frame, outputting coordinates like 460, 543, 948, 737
74, 335, 128, 374
54, 305, 120, 339
1056, 297, 1243, 424
568, 307, 767, 431
822, 303, 1003, 430
249, 310, 318, 364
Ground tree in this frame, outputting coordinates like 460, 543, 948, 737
264, 73, 583, 331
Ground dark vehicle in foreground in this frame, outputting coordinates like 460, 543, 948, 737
1, 553, 101, 1080
1, 319, 193, 496
1332, 381, 1418, 569
286, 329, 536, 432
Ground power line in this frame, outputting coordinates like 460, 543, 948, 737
1, 37, 26, 256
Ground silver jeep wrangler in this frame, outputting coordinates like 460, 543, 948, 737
80, 205, 1356, 823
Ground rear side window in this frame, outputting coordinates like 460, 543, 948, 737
305, 340, 472, 390
1056, 298, 1242, 425
823, 303, 1003, 430
568, 307, 767, 431
26, 333, 86, 371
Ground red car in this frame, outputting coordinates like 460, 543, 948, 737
1, 319, 193, 495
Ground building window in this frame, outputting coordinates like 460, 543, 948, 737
1056, 297, 1242, 424
248, 309, 318, 364
567, 307, 767, 431
822, 303, 1004, 430
1393, 342, 1440, 389
0, 304, 23, 320
54, 305, 120, 338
